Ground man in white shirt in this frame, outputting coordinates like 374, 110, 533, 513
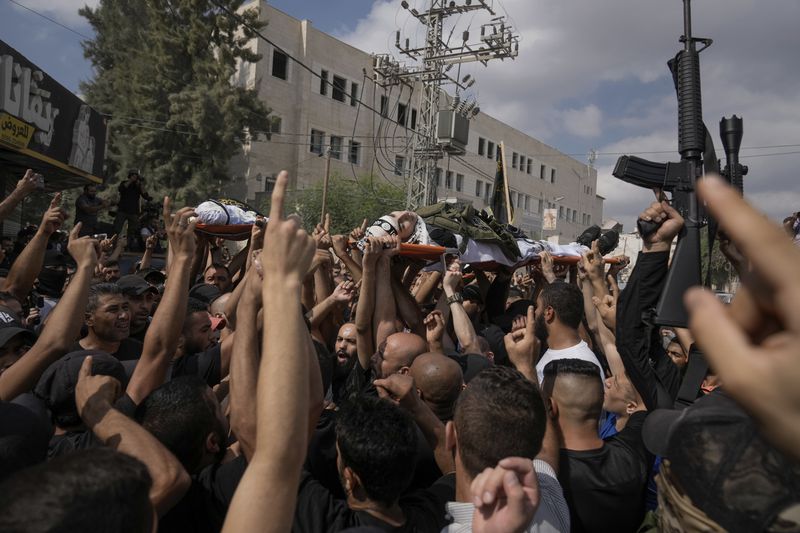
442, 366, 570, 532
533, 282, 605, 385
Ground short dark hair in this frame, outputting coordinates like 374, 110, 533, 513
0, 448, 152, 533
507, 287, 524, 299
86, 283, 124, 314
454, 366, 547, 479
543, 358, 601, 381
103, 259, 120, 269
336, 396, 418, 507
540, 281, 584, 330
136, 376, 225, 473
204, 263, 229, 275
542, 359, 604, 420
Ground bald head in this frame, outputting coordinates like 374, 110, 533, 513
410, 353, 464, 421
542, 359, 603, 424
374, 332, 428, 379
209, 293, 231, 318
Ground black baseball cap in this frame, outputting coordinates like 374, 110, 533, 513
462, 285, 483, 304
136, 268, 166, 285
643, 390, 800, 532
189, 283, 221, 304
0, 306, 37, 349
118, 275, 158, 296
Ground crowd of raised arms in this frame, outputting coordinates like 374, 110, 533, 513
0, 168, 797, 533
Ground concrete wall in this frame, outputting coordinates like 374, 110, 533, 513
230, 1, 603, 241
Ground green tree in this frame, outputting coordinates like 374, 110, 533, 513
700, 228, 736, 291
80, 0, 270, 204
282, 174, 406, 235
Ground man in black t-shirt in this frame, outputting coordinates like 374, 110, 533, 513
71, 283, 143, 362
74, 184, 109, 237
543, 359, 650, 533
114, 171, 151, 248
118, 275, 156, 343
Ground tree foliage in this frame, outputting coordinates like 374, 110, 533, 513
80, 0, 270, 204
700, 229, 736, 291
283, 174, 406, 235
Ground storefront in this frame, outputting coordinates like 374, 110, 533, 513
1, 39, 106, 234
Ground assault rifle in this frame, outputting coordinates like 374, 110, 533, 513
612, 0, 746, 327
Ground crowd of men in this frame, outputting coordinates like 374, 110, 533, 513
0, 167, 798, 533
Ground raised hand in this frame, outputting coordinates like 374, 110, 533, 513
261, 171, 316, 287
373, 372, 419, 412
15, 169, 39, 197
145, 233, 158, 250
331, 280, 356, 303
350, 218, 368, 242
424, 310, 446, 348
539, 251, 556, 284
686, 175, 800, 461
250, 216, 266, 251
75, 356, 122, 424
39, 193, 66, 236
66, 223, 100, 269
331, 234, 349, 257
362, 236, 381, 267
503, 306, 538, 380
470, 457, 540, 533
639, 200, 684, 252
163, 198, 198, 259
443, 260, 463, 294
580, 240, 604, 281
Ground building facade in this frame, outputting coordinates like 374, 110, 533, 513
228, 1, 603, 241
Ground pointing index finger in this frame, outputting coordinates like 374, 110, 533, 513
79, 356, 93, 380
269, 171, 288, 222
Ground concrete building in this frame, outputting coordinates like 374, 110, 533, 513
228, 1, 603, 241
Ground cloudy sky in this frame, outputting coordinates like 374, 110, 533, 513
2, 0, 798, 229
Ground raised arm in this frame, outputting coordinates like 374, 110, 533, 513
373, 238, 399, 347
355, 238, 380, 370
0, 224, 97, 401
228, 271, 261, 461
331, 235, 363, 283
126, 200, 196, 405
2, 194, 65, 302
443, 266, 480, 354
0, 170, 39, 221
305, 280, 355, 328
76, 356, 190, 516
374, 373, 455, 474
222, 171, 316, 533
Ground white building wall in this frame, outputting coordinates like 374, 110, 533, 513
229, 1, 603, 241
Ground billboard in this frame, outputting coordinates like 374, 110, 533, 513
0, 39, 106, 183
543, 208, 557, 230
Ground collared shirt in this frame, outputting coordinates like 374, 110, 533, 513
443, 460, 570, 533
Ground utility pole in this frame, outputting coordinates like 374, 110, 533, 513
374, 0, 520, 210
320, 148, 332, 224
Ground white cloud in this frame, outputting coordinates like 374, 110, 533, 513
562, 105, 602, 138
8, 0, 98, 26
336, 0, 800, 229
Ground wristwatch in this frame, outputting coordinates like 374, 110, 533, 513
446, 293, 464, 306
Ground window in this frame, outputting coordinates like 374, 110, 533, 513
478, 137, 485, 156
485, 186, 491, 203
310, 129, 325, 154
510, 191, 517, 207
269, 116, 282, 134
350, 82, 359, 106
496, 144, 501, 161
587, 215, 591, 225
330, 136, 342, 160
394, 155, 406, 176
512, 152, 518, 169
524, 195, 530, 212
527, 159, 532, 174
456, 174, 464, 192
271, 49, 288, 80
397, 103, 407, 126
566, 208, 571, 220
538, 198, 543, 213
410, 108, 418, 130
380, 95, 389, 117
475, 179, 483, 197
559, 206, 564, 219
435, 168, 442, 187
348, 141, 361, 164
540, 164, 546, 180
445, 171, 453, 189
320, 70, 329, 95
520, 155, 526, 172
517, 193, 523, 208
486, 141, 495, 160
551, 168, 556, 183
572, 210, 577, 223
332, 75, 346, 102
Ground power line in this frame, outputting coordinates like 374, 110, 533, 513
6, 0, 93, 40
